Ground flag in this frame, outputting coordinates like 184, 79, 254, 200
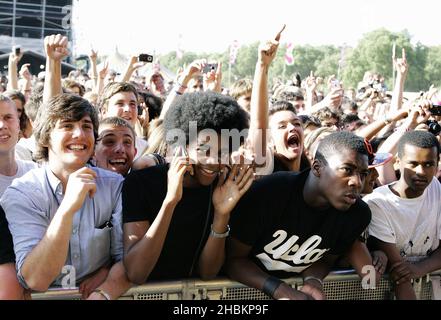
285, 42, 294, 66
176, 34, 184, 60
229, 40, 239, 65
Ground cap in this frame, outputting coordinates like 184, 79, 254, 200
369, 152, 393, 169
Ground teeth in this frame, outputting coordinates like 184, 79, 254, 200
0, 135, 9, 139
202, 168, 215, 174
68, 144, 86, 150
109, 159, 126, 164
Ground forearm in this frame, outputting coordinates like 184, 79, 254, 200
414, 247, 441, 276
356, 119, 387, 140
7, 62, 19, 90
21, 78, 32, 94
347, 240, 376, 279
159, 90, 180, 120
90, 61, 98, 86
95, 76, 105, 95
395, 282, 417, 300
94, 261, 132, 299
197, 212, 230, 279
43, 58, 62, 103
124, 200, 177, 284
249, 63, 269, 165
226, 256, 274, 292
301, 255, 336, 281
122, 66, 135, 83
21, 207, 74, 291
390, 75, 406, 113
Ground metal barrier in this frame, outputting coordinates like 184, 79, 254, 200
31, 269, 441, 300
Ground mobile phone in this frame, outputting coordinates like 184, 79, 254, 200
430, 104, 441, 116
331, 79, 340, 88
203, 63, 218, 73
138, 54, 153, 63
13, 46, 20, 55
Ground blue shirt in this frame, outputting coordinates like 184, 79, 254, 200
0, 166, 124, 288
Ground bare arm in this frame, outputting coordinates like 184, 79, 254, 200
21, 167, 97, 291
7, 52, 22, 91
159, 59, 206, 120
356, 109, 408, 140
123, 154, 188, 284
88, 49, 98, 87
43, 34, 69, 103
198, 164, 254, 279
369, 236, 416, 300
87, 261, 132, 300
390, 48, 408, 113
121, 55, 145, 83
226, 236, 310, 300
123, 201, 178, 284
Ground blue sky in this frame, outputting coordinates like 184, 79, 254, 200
72, 0, 441, 56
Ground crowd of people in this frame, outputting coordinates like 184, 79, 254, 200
0, 28, 440, 300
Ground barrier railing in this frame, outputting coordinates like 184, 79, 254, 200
30, 269, 441, 300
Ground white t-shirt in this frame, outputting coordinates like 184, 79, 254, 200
135, 137, 149, 161
0, 159, 38, 197
16, 136, 36, 161
363, 178, 441, 258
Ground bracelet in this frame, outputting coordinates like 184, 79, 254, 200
93, 288, 111, 300
210, 224, 230, 238
262, 276, 284, 298
303, 276, 324, 287
174, 84, 186, 95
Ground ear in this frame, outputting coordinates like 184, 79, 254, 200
311, 159, 321, 177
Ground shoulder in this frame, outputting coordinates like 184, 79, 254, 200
124, 164, 168, 188
362, 185, 392, 203
16, 159, 39, 171
91, 167, 124, 190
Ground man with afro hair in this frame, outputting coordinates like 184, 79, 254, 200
122, 91, 254, 283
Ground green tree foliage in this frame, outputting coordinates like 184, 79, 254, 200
158, 29, 439, 92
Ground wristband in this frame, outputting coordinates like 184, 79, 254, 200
262, 276, 284, 298
209, 224, 230, 238
93, 288, 111, 300
303, 276, 324, 287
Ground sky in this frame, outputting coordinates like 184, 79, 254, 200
72, 0, 441, 57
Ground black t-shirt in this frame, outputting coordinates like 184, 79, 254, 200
273, 153, 311, 173
0, 205, 15, 265
230, 169, 371, 279
122, 164, 213, 280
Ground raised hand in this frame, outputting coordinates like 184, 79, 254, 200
98, 61, 109, 79
19, 63, 32, 81
129, 55, 146, 71
203, 62, 222, 92
273, 282, 312, 300
9, 51, 23, 65
89, 49, 98, 63
393, 48, 408, 77
258, 25, 285, 67
165, 146, 193, 205
212, 162, 254, 217
299, 279, 326, 300
179, 59, 206, 85
305, 70, 318, 92
44, 34, 69, 61
60, 167, 97, 214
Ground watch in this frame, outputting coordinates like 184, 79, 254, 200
210, 224, 230, 238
